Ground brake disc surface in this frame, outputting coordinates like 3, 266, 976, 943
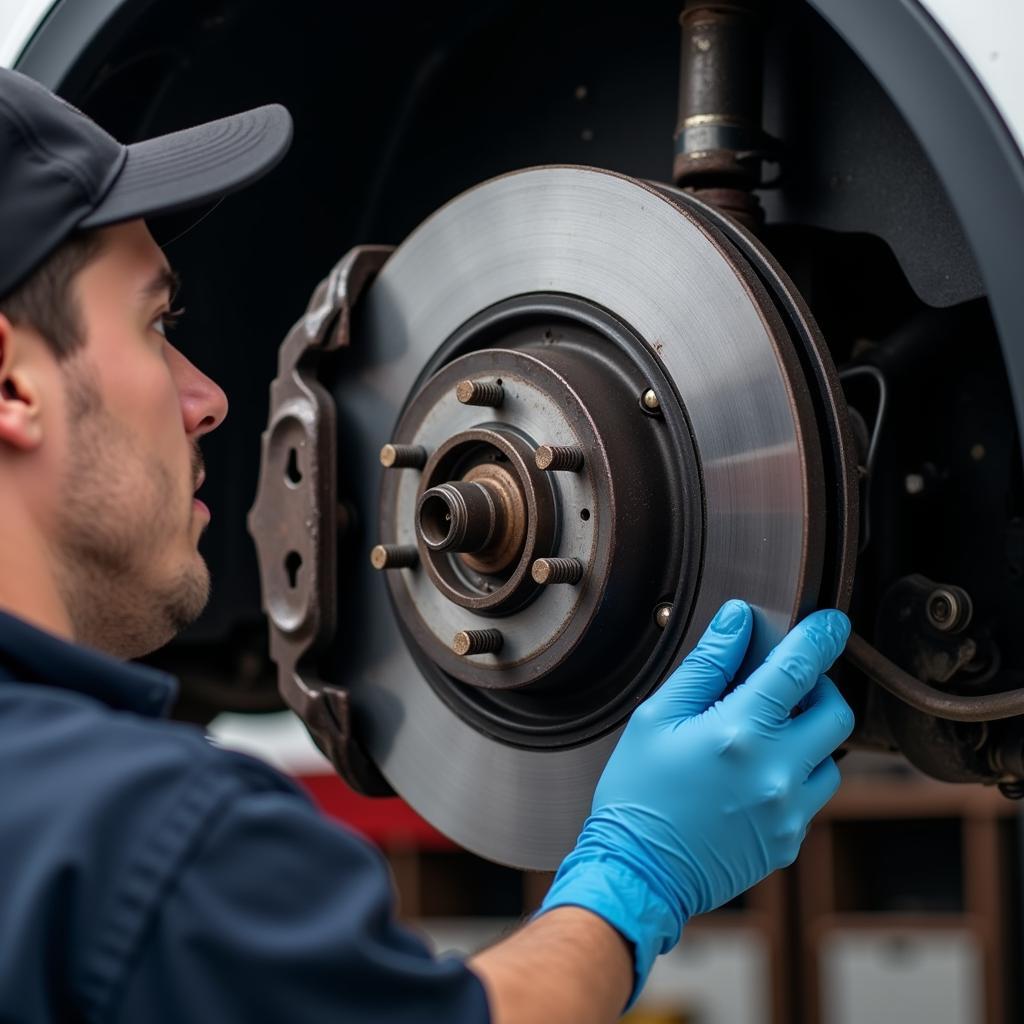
328, 166, 847, 868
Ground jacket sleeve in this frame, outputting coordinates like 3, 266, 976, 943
111, 764, 490, 1024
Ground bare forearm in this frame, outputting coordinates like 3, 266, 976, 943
469, 907, 633, 1024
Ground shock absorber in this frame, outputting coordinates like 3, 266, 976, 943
673, 1, 774, 231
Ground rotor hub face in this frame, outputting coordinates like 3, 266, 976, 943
327, 166, 854, 868
378, 299, 700, 739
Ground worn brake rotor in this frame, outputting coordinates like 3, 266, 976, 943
250, 166, 857, 869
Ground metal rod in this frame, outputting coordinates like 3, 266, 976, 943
532, 557, 585, 585
453, 629, 504, 656
370, 544, 418, 570
417, 482, 499, 553
673, 0, 768, 231
456, 380, 504, 407
535, 445, 584, 472
380, 443, 427, 469
845, 633, 1024, 722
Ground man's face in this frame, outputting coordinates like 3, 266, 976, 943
52, 220, 228, 657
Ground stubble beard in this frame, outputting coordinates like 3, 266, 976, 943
53, 357, 210, 659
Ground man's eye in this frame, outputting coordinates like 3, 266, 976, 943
154, 307, 185, 337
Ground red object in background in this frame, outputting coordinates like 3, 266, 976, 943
298, 774, 455, 850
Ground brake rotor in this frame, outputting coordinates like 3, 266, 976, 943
320, 166, 856, 869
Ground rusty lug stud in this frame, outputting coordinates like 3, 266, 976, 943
655, 603, 672, 629
641, 388, 661, 412
452, 628, 504, 657
370, 544, 418, 571
532, 557, 585, 585
535, 444, 584, 472
380, 443, 427, 469
456, 379, 504, 407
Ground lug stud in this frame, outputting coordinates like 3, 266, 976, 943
456, 379, 504, 407
370, 544, 418, 570
453, 628, 504, 656
655, 603, 672, 629
641, 388, 661, 412
535, 445, 584, 472
532, 557, 585, 585
380, 443, 427, 469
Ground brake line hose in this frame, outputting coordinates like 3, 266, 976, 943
845, 633, 1024, 722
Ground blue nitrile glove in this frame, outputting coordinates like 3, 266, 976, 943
539, 599, 853, 1000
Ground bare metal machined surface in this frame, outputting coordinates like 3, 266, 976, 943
336, 167, 826, 868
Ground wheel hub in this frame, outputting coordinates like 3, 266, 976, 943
377, 296, 702, 749
279, 166, 857, 868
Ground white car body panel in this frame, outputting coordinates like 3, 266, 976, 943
0, 0, 56, 70
921, 0, 1024, 154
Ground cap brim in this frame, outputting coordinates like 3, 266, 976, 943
79, 104, 292, 229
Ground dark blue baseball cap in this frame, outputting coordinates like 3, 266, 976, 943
0, 67, 293, 298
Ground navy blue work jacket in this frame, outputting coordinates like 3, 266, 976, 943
0, 610, 489, 1023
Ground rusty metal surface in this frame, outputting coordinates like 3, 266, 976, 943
342, 167, 833, 867
247, 243, 393, 795
458, 462, 529, 575
413, 423, 555, 615
679, 185, 764, 232
252, 172, 851, 866
855, 574, 1024, 725
673, 1, 773, 230
380, 347, 606, 689
376, 299, 703, 723
380, 297, 699, 744
674, 3, 765, 181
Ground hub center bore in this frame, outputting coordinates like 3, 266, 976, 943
416, 458, 527, 574
418, 482, 499, 553
413, 425, 557, 618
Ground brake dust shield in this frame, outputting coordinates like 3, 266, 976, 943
250, 166, 856, 870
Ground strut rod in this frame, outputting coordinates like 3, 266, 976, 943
673, 0, 770, 231
846, 633, 1024, 722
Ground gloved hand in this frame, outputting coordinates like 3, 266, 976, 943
539, 599, 853, 999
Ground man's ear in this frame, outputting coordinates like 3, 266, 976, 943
0, 313, 44, 451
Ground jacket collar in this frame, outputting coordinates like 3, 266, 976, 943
0, 609, 178, 716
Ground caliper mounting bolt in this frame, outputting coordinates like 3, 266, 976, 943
456, 379, 504, 408
453, 628, 504, 656
380, 443, 427, 469
370, 544, 418, 570
535, 445, 584, 472
532, 557, 585, 585
925, 586, 973, 633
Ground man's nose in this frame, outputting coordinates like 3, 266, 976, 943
167, 344, 229, 437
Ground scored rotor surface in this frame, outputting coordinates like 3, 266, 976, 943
335, 166, 825, 868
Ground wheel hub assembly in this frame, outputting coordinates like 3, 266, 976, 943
249, 166, 857, 868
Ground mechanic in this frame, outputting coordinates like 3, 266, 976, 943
0, 68, 854, 1024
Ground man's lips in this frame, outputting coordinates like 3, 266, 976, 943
193, 470, 209, 517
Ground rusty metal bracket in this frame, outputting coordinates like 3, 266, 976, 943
846, 574, 1024, 723
248, 245, 394, 794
